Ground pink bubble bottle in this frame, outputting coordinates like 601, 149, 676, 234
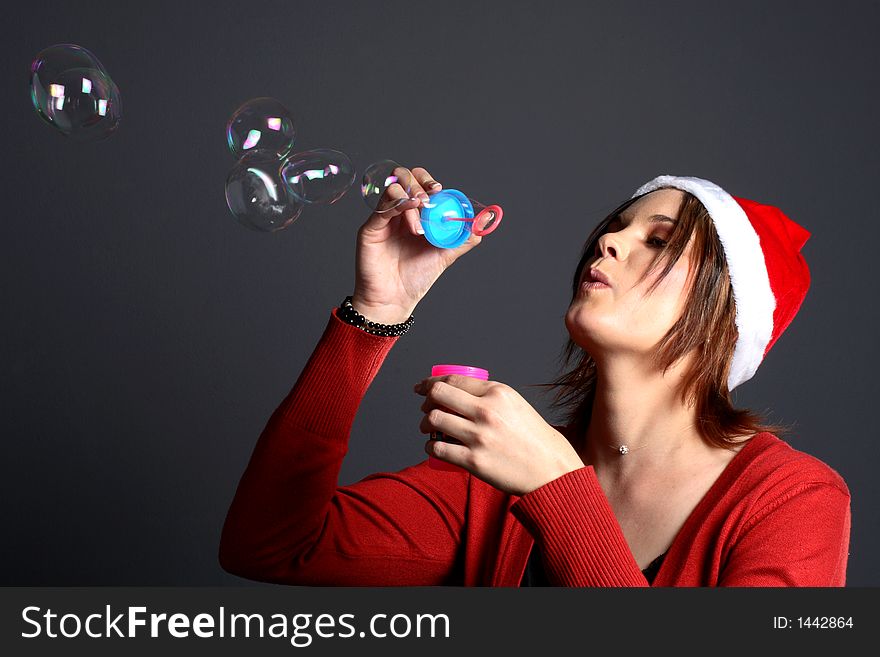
428, 364, 489, 472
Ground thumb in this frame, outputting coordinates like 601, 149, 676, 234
443, 231, 483, 264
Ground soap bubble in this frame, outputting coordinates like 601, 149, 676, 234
361, 159, 414, 213
30, 44, 121, 142
280, 149, 355, 205
226, 97, 295, 159
30, 66, 122, 141
225, 151, 304, 232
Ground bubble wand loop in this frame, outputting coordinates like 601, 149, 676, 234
437, 204, 503, 237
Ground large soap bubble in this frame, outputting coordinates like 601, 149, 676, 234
225, 151, 304, 232
30, 44, 122, 142
226, 97, 296, 159
30, 66, 122, 141
281, 149, 355, 205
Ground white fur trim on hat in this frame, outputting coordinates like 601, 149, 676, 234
632, 175, 776, 391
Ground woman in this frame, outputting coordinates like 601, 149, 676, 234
219, 169, 851, 586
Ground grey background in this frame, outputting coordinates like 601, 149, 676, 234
1, 0, 876, 585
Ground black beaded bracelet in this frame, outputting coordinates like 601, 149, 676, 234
337, 296, 414, 337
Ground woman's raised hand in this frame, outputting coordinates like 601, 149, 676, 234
351, 166, 482, 325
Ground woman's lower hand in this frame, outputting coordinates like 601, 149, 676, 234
351, 166, 483, 325
414, 375, 585, 496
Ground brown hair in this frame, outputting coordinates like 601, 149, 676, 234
534, 189, 793, 450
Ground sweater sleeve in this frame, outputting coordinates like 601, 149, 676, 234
510, 466, 650, 586
719, 482, 851, 586
218, 309, 468, 586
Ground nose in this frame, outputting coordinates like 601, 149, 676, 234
596, 230, 629, 261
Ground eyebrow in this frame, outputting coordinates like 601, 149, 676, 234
617, 213, 678, 225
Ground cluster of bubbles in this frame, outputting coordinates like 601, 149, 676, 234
222, 99, 503, 244
30, 44, 122, 142
28, 55, 504, 245
224, 97, 357, 232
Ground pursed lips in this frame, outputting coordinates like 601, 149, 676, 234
585, 267, 612, 287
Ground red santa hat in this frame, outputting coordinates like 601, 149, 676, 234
632, 175, 811, 391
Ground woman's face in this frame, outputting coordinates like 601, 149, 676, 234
565, 188, 696, 360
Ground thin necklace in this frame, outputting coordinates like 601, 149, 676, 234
599, 422, 699, 456
607, 442, 652, 456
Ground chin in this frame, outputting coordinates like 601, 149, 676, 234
564, 311, 603, 353
565, 311, 655, 357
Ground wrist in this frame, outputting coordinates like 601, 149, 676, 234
338, 296, 415, 337
349, 296, 415, 325
547, 454, 586, 488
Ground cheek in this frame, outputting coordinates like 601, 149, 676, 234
645, 260, 693, 322
599, 265, 691, 333
564, 294, 634, 349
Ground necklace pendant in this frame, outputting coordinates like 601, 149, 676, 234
618, 445, 629, 455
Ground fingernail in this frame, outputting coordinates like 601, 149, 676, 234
427, 181, 441, 189
416, 226, 425, 235
418, 192, 430, 202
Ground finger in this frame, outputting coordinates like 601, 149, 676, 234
396, 166, 437, 203
375, 180, 416, 214
362, 183, 420, 234
391, 166, 430, 236
419, 396, 460, 416
388, 166, 417, 199
445, 231, 483, 261
419, 407, 476, 444
410, 166, 443, 194
416, 374, 491, 397
395, 166, 427, 200
401, 204, 426, 237
424, 379, 485, 420
425, 437, 470, 469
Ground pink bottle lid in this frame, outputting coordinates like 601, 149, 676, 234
430, 364, 489, 379
428, 363, 489, 472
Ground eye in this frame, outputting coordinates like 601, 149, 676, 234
648, 237, 668, 248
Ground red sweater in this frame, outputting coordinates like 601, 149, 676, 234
219, 309, 851, 586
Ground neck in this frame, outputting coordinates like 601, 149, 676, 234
580, 354, 704, 481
